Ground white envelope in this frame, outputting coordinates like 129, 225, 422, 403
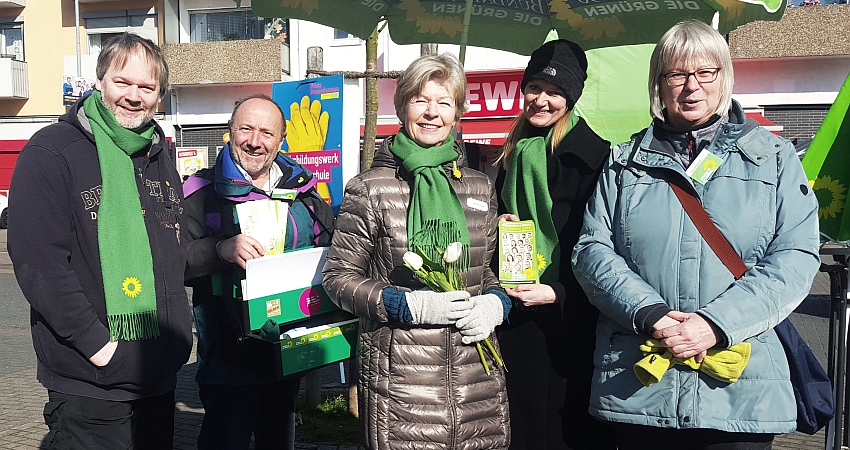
243, 246, 329, 300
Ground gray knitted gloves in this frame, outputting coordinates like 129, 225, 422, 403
456, 294, 504, 344
405, 289, 472, 325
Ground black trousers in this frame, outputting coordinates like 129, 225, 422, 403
197, 379, 300, 450
611, 422, 774, 450
41, 390, 175, 450
498, 310, 616, 450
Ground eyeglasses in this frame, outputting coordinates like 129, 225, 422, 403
662, 68, 721, 87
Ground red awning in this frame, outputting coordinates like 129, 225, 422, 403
745, 112, 783, 135
365, 112, 783, 145
368, 118, 514, 146
457, 118, 514, 146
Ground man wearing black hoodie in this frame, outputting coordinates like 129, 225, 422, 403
7, 33, 192, 449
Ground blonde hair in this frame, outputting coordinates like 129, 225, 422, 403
648, 20, 734, 121
394, 53, 468, 124
496, 106, 573, 169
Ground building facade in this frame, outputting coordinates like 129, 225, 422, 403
0, 1, 848, 192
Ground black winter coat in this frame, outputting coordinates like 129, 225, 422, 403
495, 117, 615, 450
8, 97, 193, 401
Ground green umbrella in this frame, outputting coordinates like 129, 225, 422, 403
253, 0, 785, 58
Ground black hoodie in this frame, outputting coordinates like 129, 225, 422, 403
7, 95, 193, 401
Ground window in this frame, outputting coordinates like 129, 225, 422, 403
189, 9, 288, 44
0, 20, 24, 61
84, 9, 158, 54
334, 29, 355, 39
331, 28, 360, 47
88, 33, 126, 55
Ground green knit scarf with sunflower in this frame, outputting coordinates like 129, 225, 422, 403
390, 129, 471, 276
84, 91, 159, 341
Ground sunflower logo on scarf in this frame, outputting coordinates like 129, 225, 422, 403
536, 253, 547, 274
122, 277, 143, 298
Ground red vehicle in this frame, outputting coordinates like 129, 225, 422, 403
0, 191, 7, 228
0, 139, 24, 229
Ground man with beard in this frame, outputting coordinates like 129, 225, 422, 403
183, 94, 334, 450
7, 33, 192, 449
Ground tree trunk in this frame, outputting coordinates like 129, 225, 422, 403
348, 358, 359, 417
361, 26, 379, 173
349, 28, 380, 419
305, 370, 322, 408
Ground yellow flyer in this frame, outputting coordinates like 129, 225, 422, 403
234, 197, 290, 256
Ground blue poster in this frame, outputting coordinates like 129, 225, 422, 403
272, 75, 344, 214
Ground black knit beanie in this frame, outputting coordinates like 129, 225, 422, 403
521, 39, 588, 109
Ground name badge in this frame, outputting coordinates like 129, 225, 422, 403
467, 197, 489, 212
686, 149, 724, 185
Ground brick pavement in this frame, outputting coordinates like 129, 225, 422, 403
0, 270, 842, 449
0, 343, 361, 450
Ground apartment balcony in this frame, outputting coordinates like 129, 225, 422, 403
0, 56, 27, 99
0, 0, 25, 8
162, 39, 290, 86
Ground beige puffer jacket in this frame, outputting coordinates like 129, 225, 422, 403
323, 136, 510, 450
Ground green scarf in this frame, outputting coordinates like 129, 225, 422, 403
501, 113, 578, 284
84, 91, 159, 341
390, 129, 470, 273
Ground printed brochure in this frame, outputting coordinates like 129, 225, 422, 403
498, 220, 539, 287
233, 190, 296, 256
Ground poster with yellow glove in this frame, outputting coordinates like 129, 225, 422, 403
272, 75, 344, 213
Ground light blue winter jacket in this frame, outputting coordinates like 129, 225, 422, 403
572, 101, 820, 434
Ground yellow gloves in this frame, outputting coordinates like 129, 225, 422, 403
286, 96, 329, 152
284, 96, 332, 203
633, 339, 752, 387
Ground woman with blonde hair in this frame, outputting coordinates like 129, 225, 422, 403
324, 52, 511, 449
495, 39, 614, 450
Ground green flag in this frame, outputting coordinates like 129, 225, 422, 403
575, 44, 654, 146
802, 71, 850, 243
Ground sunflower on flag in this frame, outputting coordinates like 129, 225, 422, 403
802, 70, 850, 242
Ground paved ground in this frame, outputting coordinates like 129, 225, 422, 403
0, 226, 843, 449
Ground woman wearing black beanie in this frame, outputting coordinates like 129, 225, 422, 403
494, 39, 616, 450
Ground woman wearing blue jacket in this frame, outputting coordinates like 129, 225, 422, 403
572, 20, 820, 449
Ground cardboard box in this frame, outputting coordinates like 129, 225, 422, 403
277, 319, 358, 376
240, 247, 357, 378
